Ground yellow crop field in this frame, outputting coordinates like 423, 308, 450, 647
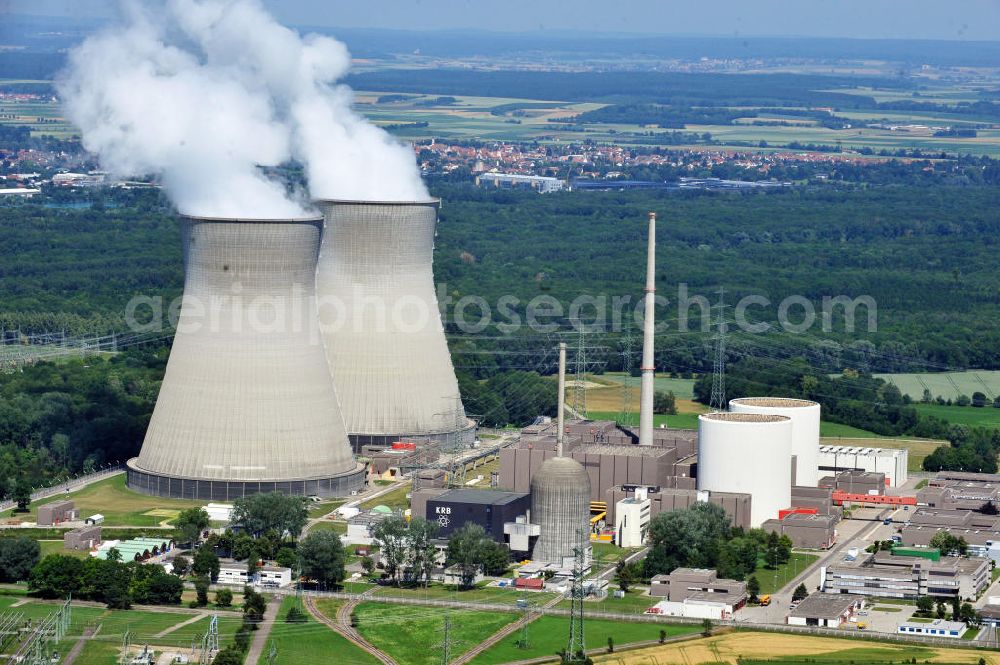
595, 631, 998, 665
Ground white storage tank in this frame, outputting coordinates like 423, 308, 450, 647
697, 412, 793, 527
729, 397, 821, 486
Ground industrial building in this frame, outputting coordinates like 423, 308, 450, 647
128, 214, 364, 499
821, 550, 989, 599
37, 500, 77, 526
698, 412, 793, 528
475, 173, 565, 193
64, 525, 101, 551
314, 200, 474, 453
729, 397, 821, 486
817, 445, 908, 488
425, 489, 530, 541
648, 568, 747, 620
897, 619, 968, 638
761, 512, 838, 549
787, 594, 863, 628
530, 455, 591, 566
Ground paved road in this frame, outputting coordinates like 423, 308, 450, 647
739, 506, 902, 625
244, 595, 280, 665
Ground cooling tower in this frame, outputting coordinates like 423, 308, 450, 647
697, 412, 793, 527
729, 397, 821, 486
530, 456, 591, 566
127, 214, 364, 500
314, 200, 473, 451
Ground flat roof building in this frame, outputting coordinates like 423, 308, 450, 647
788, 593, 863, 627
818, 445, 907, 488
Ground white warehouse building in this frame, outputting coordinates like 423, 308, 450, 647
817, 445, 908, 488
697, 412, 793, 528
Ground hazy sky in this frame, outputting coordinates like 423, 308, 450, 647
4, 0, 1000, 41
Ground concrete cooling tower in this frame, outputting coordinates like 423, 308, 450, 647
697, 412, 793, 527
127, 215, 364, 500
314, 200, 474, 451
729, 397, 821, 486
530, 456, 591, 566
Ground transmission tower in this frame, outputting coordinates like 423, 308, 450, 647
199, 615, 219, 664
266, 641, 278, 665
709, 288, 729, 411
120, 629, 132, 665
517, 601, 533, 649
564, 529, 587, 663
618, 325, 634, 428
573, 325, 587, 417
436, 611, 457, 665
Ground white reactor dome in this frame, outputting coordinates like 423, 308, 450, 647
729, 397, 821, 487
530, 456, 591, 566
697, 412, 793, 528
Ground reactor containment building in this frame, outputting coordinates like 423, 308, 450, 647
314, 199, 474, 452
127, 214, 365, 499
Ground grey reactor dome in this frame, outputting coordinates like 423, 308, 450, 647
314, 199, 474, 451
530, 456, 591, 565
127, 214, 365, 500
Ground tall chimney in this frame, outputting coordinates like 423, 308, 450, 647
639, 211, 656, 446
557, 341, 567, 456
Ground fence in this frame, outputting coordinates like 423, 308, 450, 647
0, 464, 125, 513
291, 587, 993, 652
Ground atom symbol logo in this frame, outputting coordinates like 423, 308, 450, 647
437, 515, 450, 527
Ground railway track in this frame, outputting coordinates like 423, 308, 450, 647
452, 593, 564, 665
303, 593, 397, 665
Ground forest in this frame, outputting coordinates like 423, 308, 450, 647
2, 180, 1000, 481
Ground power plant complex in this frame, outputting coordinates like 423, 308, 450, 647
128, 200, 841, 567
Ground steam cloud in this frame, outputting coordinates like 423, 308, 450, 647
58, 0, 429, 218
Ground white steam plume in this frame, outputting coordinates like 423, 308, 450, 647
58, 0, 429, 218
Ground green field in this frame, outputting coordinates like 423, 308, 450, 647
359, 483, 411, 512
265, 596, 379, 665
2, 474, 202, 527
874, 370, 1000, 402
354, 602, 517, 665
754, 552, 819, 596
819, 421, 882, 438
914, 403, 1000, 429
466, 615, 699, 665
559, 588, 659, 615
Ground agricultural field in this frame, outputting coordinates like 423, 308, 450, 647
467, 615, 700, 665
0, 86, 77, 138
354, 602, 517, 665
0, 474, 202, 527
914, 403, 1000, 430
593, 630, 999, 665
874, 370, 1000, 402
266, 596, 378, 665
348, 84, 1000, 155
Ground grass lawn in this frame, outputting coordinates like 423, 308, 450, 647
309, 520, 347, 535
38, 539, 91, 558
753, 553, 819, 596
819, 421, 881, 438
266, 595, 379, 665
355, 602, 517, 665
871, 606, 903, 612
468, 615, 699, 665
3, 474, 202, 526
164, 614, 243, 645
590, 541, 633, 566
914, 403, 1000, 430
360, 483, 411, 512
587, 410, 700, 430
307, 499, 346, 519
559, 588, 657, 615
